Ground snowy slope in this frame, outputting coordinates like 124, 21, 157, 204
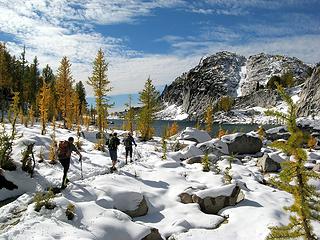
0, 123, 319, 239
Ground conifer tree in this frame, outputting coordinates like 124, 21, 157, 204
202, 152, 210, 172
0, 43, 12, 121
29, 105, 35, 127
138, 77, 160, 141
265, 83, 320, 240
75, 81, 87, 116
38, 80, 50, 135
55, 56, 74, 128
9, 92, 20, 138
124, 95, 135, 133
87, 49, 112, 136
205, 105, 213, 133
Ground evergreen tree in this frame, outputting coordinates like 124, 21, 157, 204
75, 81, 87, 116
265, 83, 320, 240
138, 77, 160, 141
124, 95, 134, 133
55, 56, 74, 128
9, 92, 20, 138
205, 105, 213, 133
87, 49, 112, 136
0, 43, 12, 121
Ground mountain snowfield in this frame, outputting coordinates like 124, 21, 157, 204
0, 123, 320, 240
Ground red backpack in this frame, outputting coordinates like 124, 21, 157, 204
58, 141, 69, 159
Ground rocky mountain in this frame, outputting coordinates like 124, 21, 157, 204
160, 51, 312, 119
161, 51, 246, 117
241, 53, 312, 96
297, 66, 320, 117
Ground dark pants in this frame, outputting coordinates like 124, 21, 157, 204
125, 146, 133, 160
109, 149, 117, 161
59, 158, 70, 187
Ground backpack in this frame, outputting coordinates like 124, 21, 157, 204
123, 137, 131, 147
57, 141, 69, 159
108, 137, 119, 150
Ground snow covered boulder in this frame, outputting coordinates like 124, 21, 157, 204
169, 145, 204, 161
198, 139, 229, 156
119, 195, 148, 218
221, 133, 262, 155
191, 184, 244, 214
185, 154, 218, 164
142, 228, 163, 240
0, 171, 18, 190
265, 126, 290, 141
257, 154, 281, 173
178, 127, 211, 143
313, 163, 320, 172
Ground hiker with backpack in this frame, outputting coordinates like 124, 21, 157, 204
108, 132, 120, 171
57, 137, 82, 189
123, 132, 137, 164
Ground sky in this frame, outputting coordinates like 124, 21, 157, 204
0, 0, 319, 111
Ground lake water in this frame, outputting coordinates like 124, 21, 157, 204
108, 119, 277, 137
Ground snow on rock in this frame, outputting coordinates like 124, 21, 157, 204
156, 104, 189, 120
194, 184, 238, 199
168, 145, 203, 161
221, 133, 262, 155
178, 127, 211, 143
198, 138, 229, 156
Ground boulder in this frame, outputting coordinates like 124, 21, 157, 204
198, 139, 229, 156
180, 184, 244, 214
257, 154, 281, 173
265, 126, 290, 141
142, 228, 163, 240
178, 127, 211, 143
221, 133, 262, 155
313, 163, 320, 172
123, 196, 148, 218
0, 175, 18, 190
185, 154, 218, 164
192, 184, 244, 214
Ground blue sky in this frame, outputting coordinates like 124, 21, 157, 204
0, 0, 319, 111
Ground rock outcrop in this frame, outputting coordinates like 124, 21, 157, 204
221, 133, 262, 155
297, 67, 320, 117
241, 53, 311, 96
161, 51, 246, 117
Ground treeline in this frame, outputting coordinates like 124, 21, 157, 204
0, 43, 87, 132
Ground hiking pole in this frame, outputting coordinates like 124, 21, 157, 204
80, 156, 83, 180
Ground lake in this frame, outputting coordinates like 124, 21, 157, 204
108, 119, 277, 137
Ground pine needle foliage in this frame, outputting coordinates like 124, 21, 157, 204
38, 80, 50, 135
202, 152, 210, 172
56, 56, 74, 128
265, 83, 320, 240
205, 105, 213, 133
138, 77, 160, 141
124, 95, 135, 133
87, 49, 112, 136
161, 137, 167, 160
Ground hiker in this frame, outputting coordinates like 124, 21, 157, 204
58, 137, 82, 189
108, 132, 120, 171
123, 132, 137, 164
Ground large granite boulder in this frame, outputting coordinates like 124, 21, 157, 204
221, 133, 262, 155
257, 154, 281, 173
178, 127, 211, 143
179, 184, 245, 214
265, 126, 290, 141
122, 196, 148, 218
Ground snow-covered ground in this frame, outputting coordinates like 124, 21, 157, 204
0, 123, 319, 240
156, 104, 189, 120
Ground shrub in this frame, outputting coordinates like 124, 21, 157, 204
307, 135, 317, 151
202, 152, 210, 172
34, 189, 55, 212
65, 203, 76, 220
161, 137, 167, 160
267, 72, 294, 90
218, 96, 234, 112
0, 127, 16, 171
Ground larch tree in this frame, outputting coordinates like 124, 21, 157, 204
55, 56, 74, 128
87, 48, 112, 137
124, 95, 134, 133
138, 77, 160, 141
205, 105, 213, 133
38, 80, 50, 135
265, 83, 320, 240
